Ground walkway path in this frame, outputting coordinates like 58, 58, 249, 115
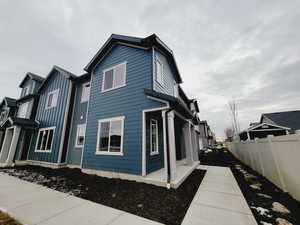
182, 165, 258, 225
0, 172, 162, 225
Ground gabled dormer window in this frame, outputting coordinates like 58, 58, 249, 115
23, 86, 30, 97
46, 89, 59, 110
155, 57, 163, 85
102, 62, 126, 92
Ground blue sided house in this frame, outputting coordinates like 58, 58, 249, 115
0, 34, 202, 188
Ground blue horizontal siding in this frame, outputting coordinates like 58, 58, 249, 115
27, 71, 71, 163
82, 44, 166, 175
153, 49, 176, 96
67, 81, 89, 165
146, 112, 164, 174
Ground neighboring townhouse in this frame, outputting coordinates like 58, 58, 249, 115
0, 97, 18, 150
0, 73, 44, 166
239, 110, 300, 141
0, 34, 201, 188
260, 110, 300, 133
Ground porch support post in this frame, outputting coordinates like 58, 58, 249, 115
162, 110, 168, 181
167, 111, 177, 181
0, 130, 9, 163
247, 131, 250, 140
183, 122, 193, 165
6, 126, 21, 166
191, 126, 199, 162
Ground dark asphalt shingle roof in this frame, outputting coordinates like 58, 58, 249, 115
144, 89, 194, 119
19, 72, 45, 87
262, 110, 300, 130
85, 33, 182, 83
1, 117, 39, 128
0, 97, 17, 108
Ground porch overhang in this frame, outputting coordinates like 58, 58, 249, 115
144, 89, 194, 119
0, 117, 39, 130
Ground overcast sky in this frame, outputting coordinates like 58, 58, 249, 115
1, 0, 300, 139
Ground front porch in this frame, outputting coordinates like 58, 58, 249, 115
0, 117, 38, 167
143, 107, 200, 188
144, 159, 199, 188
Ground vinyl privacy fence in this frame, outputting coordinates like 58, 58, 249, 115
227, 133, 300, 201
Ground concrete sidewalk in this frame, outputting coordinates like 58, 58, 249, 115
182, 165, 258, 225
0, 172, 162, 225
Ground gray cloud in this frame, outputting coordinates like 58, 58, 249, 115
0, 0, 299, 138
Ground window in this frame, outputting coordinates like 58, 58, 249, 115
102, 62, 126, 92
46, 89, 59, 109
150, 119, 159, 155
81, 82, 90, 103
17, 102, 29, 118
35, 127, 55, 152
173, 83, 179, 97
155, 57, 163, 85
96, 116, 124, 155
23, 86, 30, 97
75, 124, 86, 147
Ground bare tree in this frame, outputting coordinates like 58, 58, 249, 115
224, 127, 234, 140
228, 100, 240, 136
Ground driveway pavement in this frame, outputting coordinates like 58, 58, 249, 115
0, 172, 162, 225
182, 165, 258, 225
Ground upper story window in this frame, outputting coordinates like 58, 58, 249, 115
96, 116, 124, 155
155, 57, 163, 85
46, 89, 59, 110
0, 110, 7, 123
173, 83, 179, 97
81, 82, 90, 103
17, 102, 29, 118
102, 62, 126, 92
150, 119, 159, 155
23, 86, 30, 97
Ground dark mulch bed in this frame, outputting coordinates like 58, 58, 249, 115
0, 166, 206, 225
199, 149, 300, 225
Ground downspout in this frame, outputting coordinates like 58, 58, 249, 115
165, 108, 173, 189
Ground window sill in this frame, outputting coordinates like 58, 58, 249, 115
150, 151, 159, 156
75, 145, 84, 148
95, 151, 123, 156
35, 150, 52, 153
101, 84, 126, 93
80, 99, 89, 104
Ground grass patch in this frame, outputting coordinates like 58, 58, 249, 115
0, 211, 22, 225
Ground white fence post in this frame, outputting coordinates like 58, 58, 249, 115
267, 135, 287, 192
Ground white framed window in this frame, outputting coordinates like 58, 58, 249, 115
81, 82, 90, 103
35, 127, 55, 152
96, 116, 124, 155
102, 62, 126, 92
17, 102, 29, 118
75, 124, 86, 148
23, 86, 30, 96
155, 57, 163, 85
150, 119, 159, 155
173, 83, 179, 97
46, 89, 59, 110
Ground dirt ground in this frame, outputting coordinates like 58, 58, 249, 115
199, 149, 300, 225
0, 166, 205, 225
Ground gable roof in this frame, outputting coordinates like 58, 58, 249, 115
84, 34, 183, 83
0, 97, 17, 108
37, 65, 77, 94
19, 72, 45, 87
1, 117, 39, 129
261, 110, 300, 130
